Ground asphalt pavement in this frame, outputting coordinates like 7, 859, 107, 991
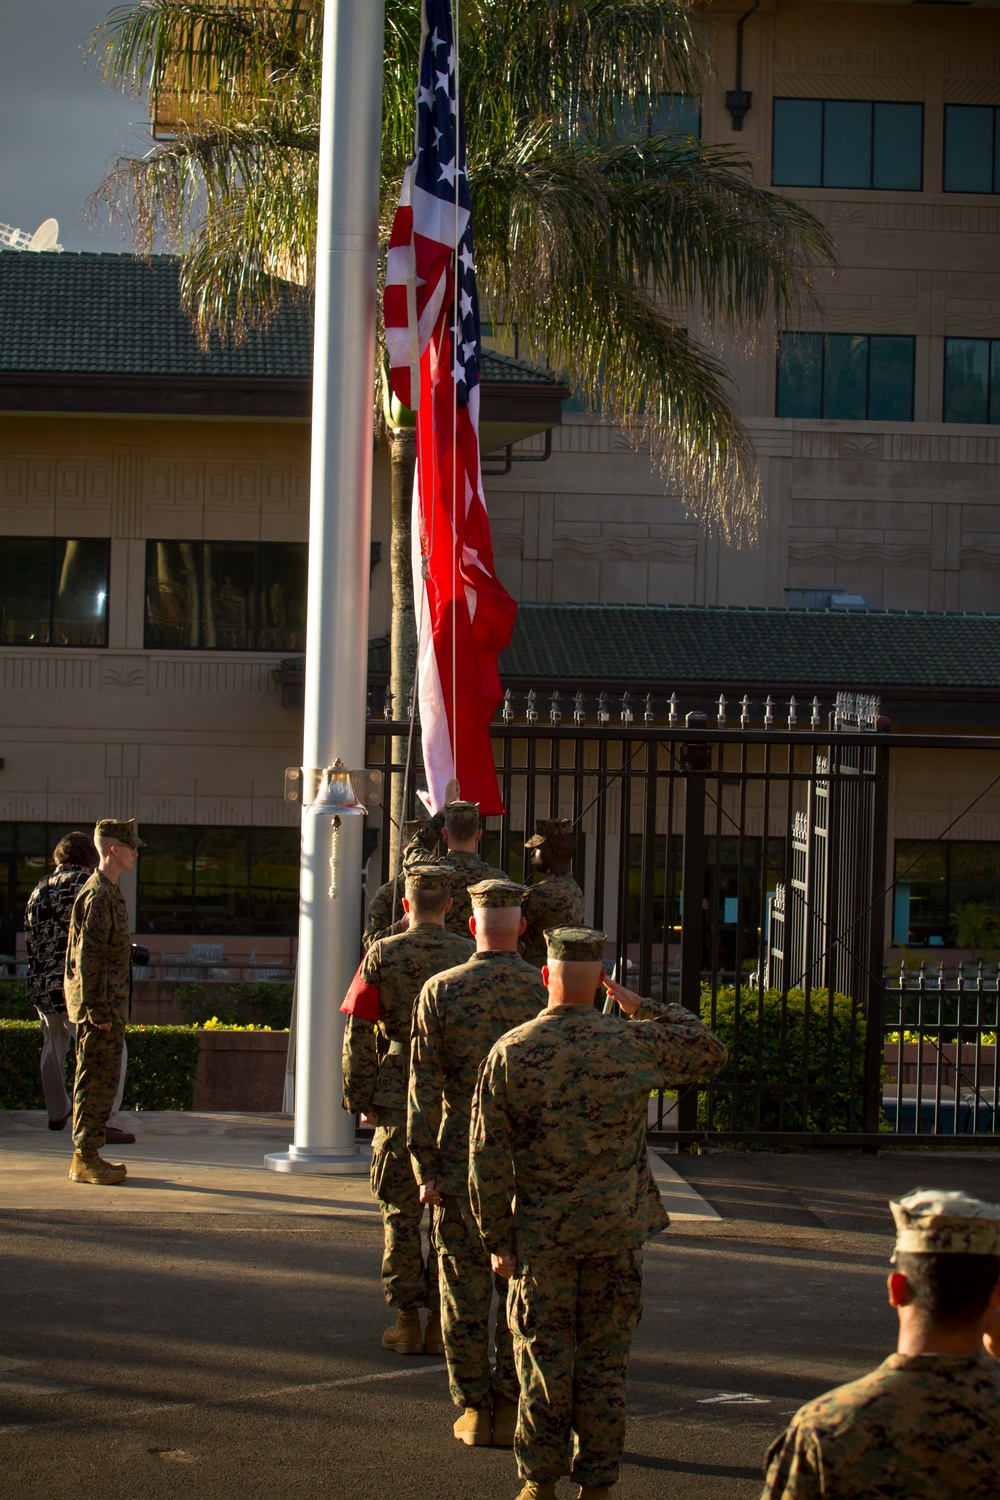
2, 1113, 998, 1500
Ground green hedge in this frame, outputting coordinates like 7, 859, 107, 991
701, 986, 864, 1133
0, 1021, 202, 1111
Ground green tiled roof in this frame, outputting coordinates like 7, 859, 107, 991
496, 604, 1000, 690
0, 250, 559, 385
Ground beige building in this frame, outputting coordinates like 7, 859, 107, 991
2, 0, 999, 966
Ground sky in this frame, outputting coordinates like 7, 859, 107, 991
0, 2, 151, 253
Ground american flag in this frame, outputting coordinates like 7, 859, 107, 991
383, 0, 515, 817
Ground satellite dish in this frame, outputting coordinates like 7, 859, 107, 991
28, 219, 60, 252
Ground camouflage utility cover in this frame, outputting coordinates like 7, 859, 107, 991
408, 950, 546, 1194
403, 813, 507, 935
761, 1353, 1000, 1499
63, 871, 131, 1026
891, 1188, 1000, 1257
519, 873, 585, 969
469, 995, 727, 1258
24, 866, 94, 1013
94, 818, 145, 849
341, 922, 474, 1116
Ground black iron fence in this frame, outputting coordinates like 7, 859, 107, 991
366, 689, 1000, 1146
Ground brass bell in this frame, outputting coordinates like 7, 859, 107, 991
307, 758, 368, 817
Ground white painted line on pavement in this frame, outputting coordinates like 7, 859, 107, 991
261, 1363, 448, 1397
648, 1152, 721, 1221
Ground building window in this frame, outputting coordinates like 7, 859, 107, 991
0, 538, 109, 647
772, 99, 923, 191
144, 540, 307, 651
776, 334, 915, 421
612, 93, 701, 141
944, 338, 1000, 425
944, 105, 1000, 194
136, 825, 300, 936
893, 841, 1000, 949
0, 821, 92, 954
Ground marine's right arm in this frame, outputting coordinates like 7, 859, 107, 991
605, 981, 728, 1087
760, 1422, 825, 1500
341, 948, 381, 1115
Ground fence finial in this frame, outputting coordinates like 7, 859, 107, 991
764, 695, 774, 730
502, 688, 514, 725
717, 693, 727, 728
811, 695, 821, 730
668, 692, 678, 728
644, 692, 655, 725
383, 688, 393, 722
788, 695, 797, 730
621, 691, 633, 726
598, 691, 610, 725
740, 694, 750, 728
550, 690, 562, 725
574, 690, 586, 726
526, 689, 538, 725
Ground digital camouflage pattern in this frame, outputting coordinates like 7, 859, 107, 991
64, 871, 132, 1158
342, 921, 474, 1311
518, 873, 585, 969
403, 813, 506, 936
508, 1248, 644, 1486
24, 866, 94, 1013
408, 949, 546, 1411
469, 995, 727, 1259
890, 1188, 1000, 1257
760, 1353, 1000, 1499
64, 872, 131, 1027
408, 950, 546, 1194
72, 1014, 127, 1157
435, 1194, 518, 1410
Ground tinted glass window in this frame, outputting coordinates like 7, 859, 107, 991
944, 338, 997, 425
824, 334, 868, 420
0, 821, 93, 952
0, 538, 109, 647
873, 102, 923, 191
823, 101, 872, 189
137, 825, 300, 935
868, 336, 915, 422
895, 841, 1000, 947
144, 540, 307, 650
777, 335, 914, 421
776, 333, 823, 418
773, 99, 822, 187
773, 99, 922, 190
944, 105, 997, 193
611, 93, 701, 141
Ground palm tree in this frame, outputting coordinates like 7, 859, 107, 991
89, 0, 834, 846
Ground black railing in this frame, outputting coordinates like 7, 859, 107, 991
365, 689, 1000, 1146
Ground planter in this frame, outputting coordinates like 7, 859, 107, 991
193, 1030, 289, 1112
883, 1041, 997, 1094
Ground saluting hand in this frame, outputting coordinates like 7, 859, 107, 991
602, 977, 643, 1016
444, 777, 461, 803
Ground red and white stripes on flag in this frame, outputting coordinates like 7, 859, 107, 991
383, 0, 515, 817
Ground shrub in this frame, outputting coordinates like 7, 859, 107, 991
0, 980, 31, 1019
176, 981, 293, 1029
0, 1021, 202, 1111
700, 986, 864, 1133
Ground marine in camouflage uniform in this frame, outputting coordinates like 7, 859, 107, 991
341, 866, 474, 1350
469, 927, 728, 1499
402, 801, 507, 938
519, 819, 585, 970
761, 1188, 1000, 1500
65, 818, 144, 1183
362, 818, 434, 951
25, 833, 98, 1127
408, 879, 546, 1446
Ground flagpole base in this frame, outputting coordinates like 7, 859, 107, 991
264, 1145, 369, 1176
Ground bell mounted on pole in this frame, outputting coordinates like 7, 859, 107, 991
307, 759, 368, 817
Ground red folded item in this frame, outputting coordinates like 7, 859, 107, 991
340, 966, 381, 1021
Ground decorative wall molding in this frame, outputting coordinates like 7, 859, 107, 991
144, 459, 308, 513
959, 547, 1000, 571
555, 536, 698, 562
150, 658, 281, 696
798, 200, 1000, 236
113, 449, 143, 539
788, 542, 931, 566
1, 656, 101, 693
0, 457, 114, 511
792, 430, 1000, 465
100, 657, 150, 695
0, 794, 47, 821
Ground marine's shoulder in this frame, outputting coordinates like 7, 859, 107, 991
788, 1356, 1000, 1439
76, 871, 106, 903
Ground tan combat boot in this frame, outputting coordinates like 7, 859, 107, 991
69, 1152, 127, 1185
423, 1311, 445, 1356
381, 1308, 424, 1355
515, 1485, 558, 1500
491, 1394, 518, 1447
453, 1406, 492, 1446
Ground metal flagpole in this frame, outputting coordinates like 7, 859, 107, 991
266, 0, 385, 1175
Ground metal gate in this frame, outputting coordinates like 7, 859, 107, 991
366, 689, 1000, 1146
